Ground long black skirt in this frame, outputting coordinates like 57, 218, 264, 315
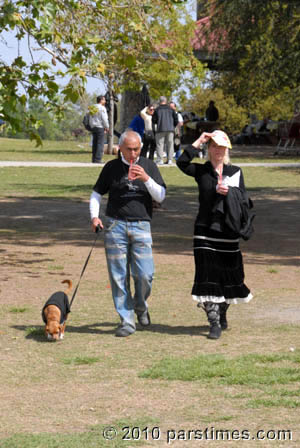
192, 226, 252, 305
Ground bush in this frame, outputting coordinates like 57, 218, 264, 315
181, 88, 249, 135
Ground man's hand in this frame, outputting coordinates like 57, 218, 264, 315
91, 217, 103, 232
129, 164, 149, 183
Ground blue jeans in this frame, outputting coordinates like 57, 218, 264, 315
104, 218, 154, 331
91, 127, 105, 163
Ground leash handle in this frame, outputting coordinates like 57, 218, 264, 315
95, 224, 102, 233
69, 225, 102, 309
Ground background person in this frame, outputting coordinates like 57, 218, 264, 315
89, 95, 109, 163
152, 96, 178, 165
169, 101, 183, 160
205, 100, 219, 122
89, 130, 166, 337
140, 104, 156, 159
176, 130, 253, 340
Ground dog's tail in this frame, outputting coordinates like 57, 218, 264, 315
62, 279, 72, 295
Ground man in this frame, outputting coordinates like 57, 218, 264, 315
169, 102, 183, 160
140, 104, 156, 159
89, 130, 166, 337
152, 96, 178, 165
89, 95, 109, 164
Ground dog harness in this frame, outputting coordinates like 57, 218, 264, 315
42, 292, 71, 325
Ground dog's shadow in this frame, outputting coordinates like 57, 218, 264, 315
11, 322, 211, 341
11, 322, 116, 342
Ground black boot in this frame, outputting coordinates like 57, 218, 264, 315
219, 303, 230, 330
204, 302, 222, 340
208, 323, 222, 339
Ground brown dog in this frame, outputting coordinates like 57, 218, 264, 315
42, 280, 72, 341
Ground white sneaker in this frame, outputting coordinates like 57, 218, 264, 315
167, 160, 173, 165
156, 160, 164, 166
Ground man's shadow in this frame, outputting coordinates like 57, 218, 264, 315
12, 322, 210, 342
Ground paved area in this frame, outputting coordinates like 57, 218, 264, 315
1, 144, 300, 167
0, 161, 103, 167
0, 161, 300, 168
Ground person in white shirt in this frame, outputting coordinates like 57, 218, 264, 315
89, 95, 109, 163
140, 104, 156, 159
170, 102, 183, 160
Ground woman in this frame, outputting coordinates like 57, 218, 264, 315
176, 130, 253, 339
140, 104, 156, 160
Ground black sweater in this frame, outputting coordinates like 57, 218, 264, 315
42, 292, 70, 324
176, 145, 246, 231
93, 156, 166, 221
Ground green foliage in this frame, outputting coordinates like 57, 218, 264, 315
202, 0, 300, 110
3, 94, 95, 141
250, 92, 294, 122
0, 0, 204, 144
181, 82, 295, 134
181, 87, 249, 134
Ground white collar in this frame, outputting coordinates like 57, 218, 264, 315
121, 154, 140, 166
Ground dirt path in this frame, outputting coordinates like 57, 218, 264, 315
0, 149, 300, 444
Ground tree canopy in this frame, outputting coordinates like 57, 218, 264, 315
201, 0, 300, 110
0, 0, 204, 144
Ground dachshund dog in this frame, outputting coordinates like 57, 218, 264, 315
42, 280, 72, 341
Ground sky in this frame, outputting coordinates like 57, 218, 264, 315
0, 30, 106, 96
0, 1, 196, 98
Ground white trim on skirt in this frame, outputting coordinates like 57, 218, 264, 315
192, 293, 253, 305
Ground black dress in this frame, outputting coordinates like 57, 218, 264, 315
177, 145, 253, 305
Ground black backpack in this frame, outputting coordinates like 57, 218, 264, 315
83, 113, 92, 131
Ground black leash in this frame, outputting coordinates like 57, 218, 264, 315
69, 225, 102, 309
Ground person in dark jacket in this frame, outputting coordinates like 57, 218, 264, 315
152, 96, 178, 165
205, 100, 219, 122
176, 130, 253, 340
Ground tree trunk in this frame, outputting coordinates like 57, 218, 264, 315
119, 89, 143, 133
107, 74, 115, 154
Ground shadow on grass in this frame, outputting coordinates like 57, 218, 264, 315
12, 322, 210, 340
138, 323, 210, 337
1, 183, 300, 264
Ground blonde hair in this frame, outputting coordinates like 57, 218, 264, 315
207, 142, 231, 165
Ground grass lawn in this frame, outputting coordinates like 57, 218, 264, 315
0, 138, 299, 447
1, 136, 300, 164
